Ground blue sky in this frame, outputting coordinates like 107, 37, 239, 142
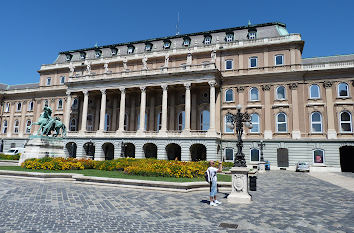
0, 0, 353, 85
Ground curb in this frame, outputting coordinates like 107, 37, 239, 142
0, 170, 232, 192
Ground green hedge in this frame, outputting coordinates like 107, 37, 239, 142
0, 154, 20, 160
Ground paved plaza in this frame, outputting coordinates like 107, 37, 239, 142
0, 171, 353, 233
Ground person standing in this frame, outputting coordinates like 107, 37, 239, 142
207, 160, 223, 206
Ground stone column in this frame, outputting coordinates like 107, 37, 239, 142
191, 92, 197, 130
111, 94, 118, 131
262, 85, 272, 139
7, 103, 14, 137
94, 98, 100, 131
99, 89, 107, 132
19, 101, 26, 137
117, 88, 126, 133
289, 83, 301, 139
324, 81, 337, 139
184, 83, 191, 132
161, 84, 168, 132
64, 91, 72, 130
138, 86, 146, 133
129, 94, 136, 131
169, 91, 175, 131
149, 94, 155, 131
208, 81, 216, 133
80, 90, 89, 133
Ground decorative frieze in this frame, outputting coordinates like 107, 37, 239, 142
237, 86, 245, 92
323, 81, 333, 88
288, 83, 298, 90
261, 84, 271, 91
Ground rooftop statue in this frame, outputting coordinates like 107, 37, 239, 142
29, 106, 67, 137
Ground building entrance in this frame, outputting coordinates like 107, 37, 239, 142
277, 148, 289, 167
340, 146, 354, 172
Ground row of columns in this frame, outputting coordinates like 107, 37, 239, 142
64, 80, 217, 134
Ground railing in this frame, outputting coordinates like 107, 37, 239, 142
302, 60, 354, 70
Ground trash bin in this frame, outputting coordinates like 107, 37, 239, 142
265, 161, 270, 170
249, 176, 257, 191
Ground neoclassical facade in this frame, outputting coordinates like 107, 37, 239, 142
1, 22, 353, 172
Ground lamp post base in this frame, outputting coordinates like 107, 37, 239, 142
258, 161, 266, 173
227, 167, 253, 204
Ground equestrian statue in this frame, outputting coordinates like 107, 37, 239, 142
29, 106, 67, 137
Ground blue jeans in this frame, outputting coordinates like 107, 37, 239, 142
210, 181, 217, 197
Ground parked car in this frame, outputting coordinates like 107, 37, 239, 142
295, 162, 310, 172
264, 161, 270, 170
6, 148, 24, 155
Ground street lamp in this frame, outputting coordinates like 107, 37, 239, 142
120, 139, 126, 157
226, 104, 253, 167
258, 140, 265, 162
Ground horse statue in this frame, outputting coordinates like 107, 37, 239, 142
29, 106, 52, 135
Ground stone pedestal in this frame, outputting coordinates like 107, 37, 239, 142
19, 136, 65, 165
258, 161, 266, 173
227, 167, 253, 204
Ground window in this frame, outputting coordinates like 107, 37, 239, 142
200, 110, 210, 131
249, 57, 258, 68
340, 111, 352, 132
275, 54, 284, 66
225, 60, 233, 70
250, 148, 260, 162
225, 32, 234, 42
224, 115, 234, 133
163, 40, 171, 49
86, 114, 94, 131
225, 89, 234, 102
338, 82, 349, 97
80, 52, 86, 60
26, 120, 31, 134
250, 113, 260, 133
46, 78, 51, 86
145, 43, 152, 51
95, 50, 102, 58
156, 112, 162, 131
309, 84, 320, 99
70, 118, 77, 131
123, 113, 128, 131
313, 149, 325, 164
276, 113, 287, 132
2, 120, 7, 134
204, 35, 212, 45
225, 148, 234, 161
250, 87, 259, 101
127, 45, 135, 54
28, 101, 34, 111
16, 102, 22, 112
311, 112, 322, 133
104, 113, 111, 131
248, 32, 256, 40
276, 86, 286, 100
72, 98, 78, 109
183, 37, 191, 46
65, 53, 72, 61
60, 76, 65, 84
57, 99, 63, 110
137, 113, 148, 131
5, 103, 10, 112
178, 111, 185, 131
14, 120, 19, 134
111, 47, 118, 56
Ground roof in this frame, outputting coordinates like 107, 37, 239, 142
302, 54, 354, 64
0, 83, 39, 91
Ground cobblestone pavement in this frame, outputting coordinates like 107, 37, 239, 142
0, 171, 353, 233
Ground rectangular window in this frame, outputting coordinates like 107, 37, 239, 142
225, 148, 234, 161
275, 55, 284, 66
313, 150, 324, 164
248, 32, 256, 39
251, 149, 260, 162
225, 60, 233, 70
60, 76, 65, 84
46, 77, 51, 86
5, 103, 10, 112
249, 57, 258, 68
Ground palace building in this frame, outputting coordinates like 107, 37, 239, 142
1, 22, 353, 172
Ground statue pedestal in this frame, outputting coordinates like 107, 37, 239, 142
19, 136, 65, 165
227, 167, 254, 204
258, 161, 266, 173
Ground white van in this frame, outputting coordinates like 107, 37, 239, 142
6, 148, 24, 155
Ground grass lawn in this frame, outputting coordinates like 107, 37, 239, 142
0, 166, 231, 182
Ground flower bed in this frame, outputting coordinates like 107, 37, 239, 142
0, 154, 20, 160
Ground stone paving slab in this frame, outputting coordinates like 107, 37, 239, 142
309, 172, 354, 192
0, 171, 353, 233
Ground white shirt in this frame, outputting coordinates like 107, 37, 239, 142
207, 167, 218, 182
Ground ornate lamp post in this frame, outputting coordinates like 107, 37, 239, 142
258, 140, 266, 172
226, 104, 253, 167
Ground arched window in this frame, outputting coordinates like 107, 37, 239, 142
28, 101, 34, 111
70, 118, 77, 131
124, 113, 128, 131
156, 112, 162, 131
339, 111, 352, 132
16, 102, 22, 112
57, 99, 63, 110
72, 98, 78, 109
311, 112, 322, 133
2, 120, 8, 134
178, 111, 185, 131
26, 120, 31, 134
338, 82, 349, 97
225, 89, 233, 102
200, 110, 210, 131
250, 113, 260, 133
250, 87, 259, 101
14, 120, 19, 134
313, 149, 325, 164
309, 84, 320, 99
250, 148, 260, 162
104, 114, 111, 131
276, 86, 286, 100
224, 115, 234, 133
276, 113, 287, 132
